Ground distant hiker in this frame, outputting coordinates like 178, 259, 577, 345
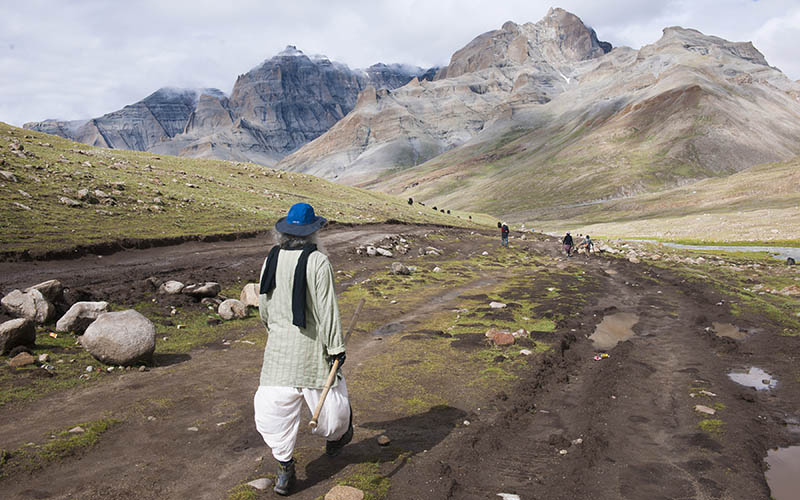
584, 235, 593, 253
788, 257, 796, 266
501, 223, 510, 247
407, 197, 413, 205
254, 202, 352, 496
562, 232, 574, 257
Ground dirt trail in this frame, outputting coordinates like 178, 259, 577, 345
1, 226, 797, 499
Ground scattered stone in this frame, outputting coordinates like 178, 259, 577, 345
138, 365, 148, 372
38, 353, 49, 363
324, 485, 365, 500
24, 279, 64, 303
246, 478, 273, 491
571, 438, 583, 446
13, 202, 31, 210
8, 352, 36, 367
512, 328, 529, 338
0, 170, 18, 182
56, 301, 109, 333
106, 366, 114, 372
59, 196, 82, 207
493, 332, 515, 346
158, 280, 185, 295
699, 390, 717, 397
147, 416, 156, 421
489, 301, 507, 309
85, 365, 94, 373
559, 449, 568, 455
218, 299, 247, 320
0, 318, 36, 355
485, 328, 505, 339
628, 256, 640, 264
376, 248, 393, 257
240, 283, 260, 307
432, 266, 442, 273
778, 285, 800, 296
183, 282, 221, 298
81, 310, 156, 365
187, 426, 199, 432
391, 262, 412, 275
69, 426, 85, 434
694, 405, 716, 416
377, 435, 391, 446
519, 349, 532, 356
482, 251, 489, 256
497, 494, 521, 500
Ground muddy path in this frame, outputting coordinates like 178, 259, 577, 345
1, 226, 798, 499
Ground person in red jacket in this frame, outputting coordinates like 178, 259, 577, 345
500, 223, 509, 247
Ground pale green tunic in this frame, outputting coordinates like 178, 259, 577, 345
258, 249, 344, 389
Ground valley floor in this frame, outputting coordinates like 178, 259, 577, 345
0, 224, 798, 499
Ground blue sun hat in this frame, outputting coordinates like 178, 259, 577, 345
275, 202, 327, 236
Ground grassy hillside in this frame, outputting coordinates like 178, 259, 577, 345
532, 156, 800, 243
0, 122, 487, 257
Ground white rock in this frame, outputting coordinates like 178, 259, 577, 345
158, 280, 185, 295
489, 301, 507, 309
38, 353, 49, 363
366, 246, 377, 256
376, 248, 393, 257
68, 426, 85, 434
482, 251, 489, 256
559, 449, 568, 455
239, 283, 259, 307
391, 262, 412, 275
183, 282, 221, 298
56, 301, 109, 333
2, 289, 55, 324
187, 426, 199, 432
246, 478, 273, 491
694, 405, 716, 415
433, 266, 442, 272
81, 310, 156, 365
324, 485, 365, 500
0, 318, 36, 355
86, 366, 94, 372
519, 349, 532, 356
497, 494, 521, 500
24, 279, 64, 303
218, 299, 247, 320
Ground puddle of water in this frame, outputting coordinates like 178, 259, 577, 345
766, 446, 800, 500
712, 322, 746, 340
727, 367, 777, 390
589, 313, 639, 350
631, 240, 800, 262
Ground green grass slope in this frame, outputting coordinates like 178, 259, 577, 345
534, 156, 800, 243
0, 122, 485, 257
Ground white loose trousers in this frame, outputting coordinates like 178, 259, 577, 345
253, 378, 351, 462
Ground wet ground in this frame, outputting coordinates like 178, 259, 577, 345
1, 224, 798, 499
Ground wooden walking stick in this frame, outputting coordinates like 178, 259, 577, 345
309, 298, 365, 430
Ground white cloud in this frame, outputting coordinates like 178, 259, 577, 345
0, 0, 798, 126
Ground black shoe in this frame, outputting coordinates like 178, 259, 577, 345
273, 458, 295, 496
325, 406, 353, 457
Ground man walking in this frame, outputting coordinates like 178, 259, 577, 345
501, 222, 510, 247
253, 203, 353, 496
562, 232, 574, 257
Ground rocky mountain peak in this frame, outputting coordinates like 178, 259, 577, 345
641, 26, 769, 67
436, 8, 611, 80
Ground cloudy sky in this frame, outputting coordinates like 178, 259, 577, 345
1, 0, 799, 126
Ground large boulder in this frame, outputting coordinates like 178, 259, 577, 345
218, 299, 247, 320
183, 282, 221, 298
81, 310, 156, 365
1, 289, 55, 324
24, 279, 64, 303
56, 301, 109, 333
240, 283, 259, 307
0, 318, 36, 355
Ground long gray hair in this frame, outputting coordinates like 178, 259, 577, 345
274, 229, 324, 252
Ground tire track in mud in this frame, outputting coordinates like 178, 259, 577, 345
389, 259, 780, 500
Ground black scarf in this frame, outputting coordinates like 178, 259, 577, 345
259, 243, 317, 328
